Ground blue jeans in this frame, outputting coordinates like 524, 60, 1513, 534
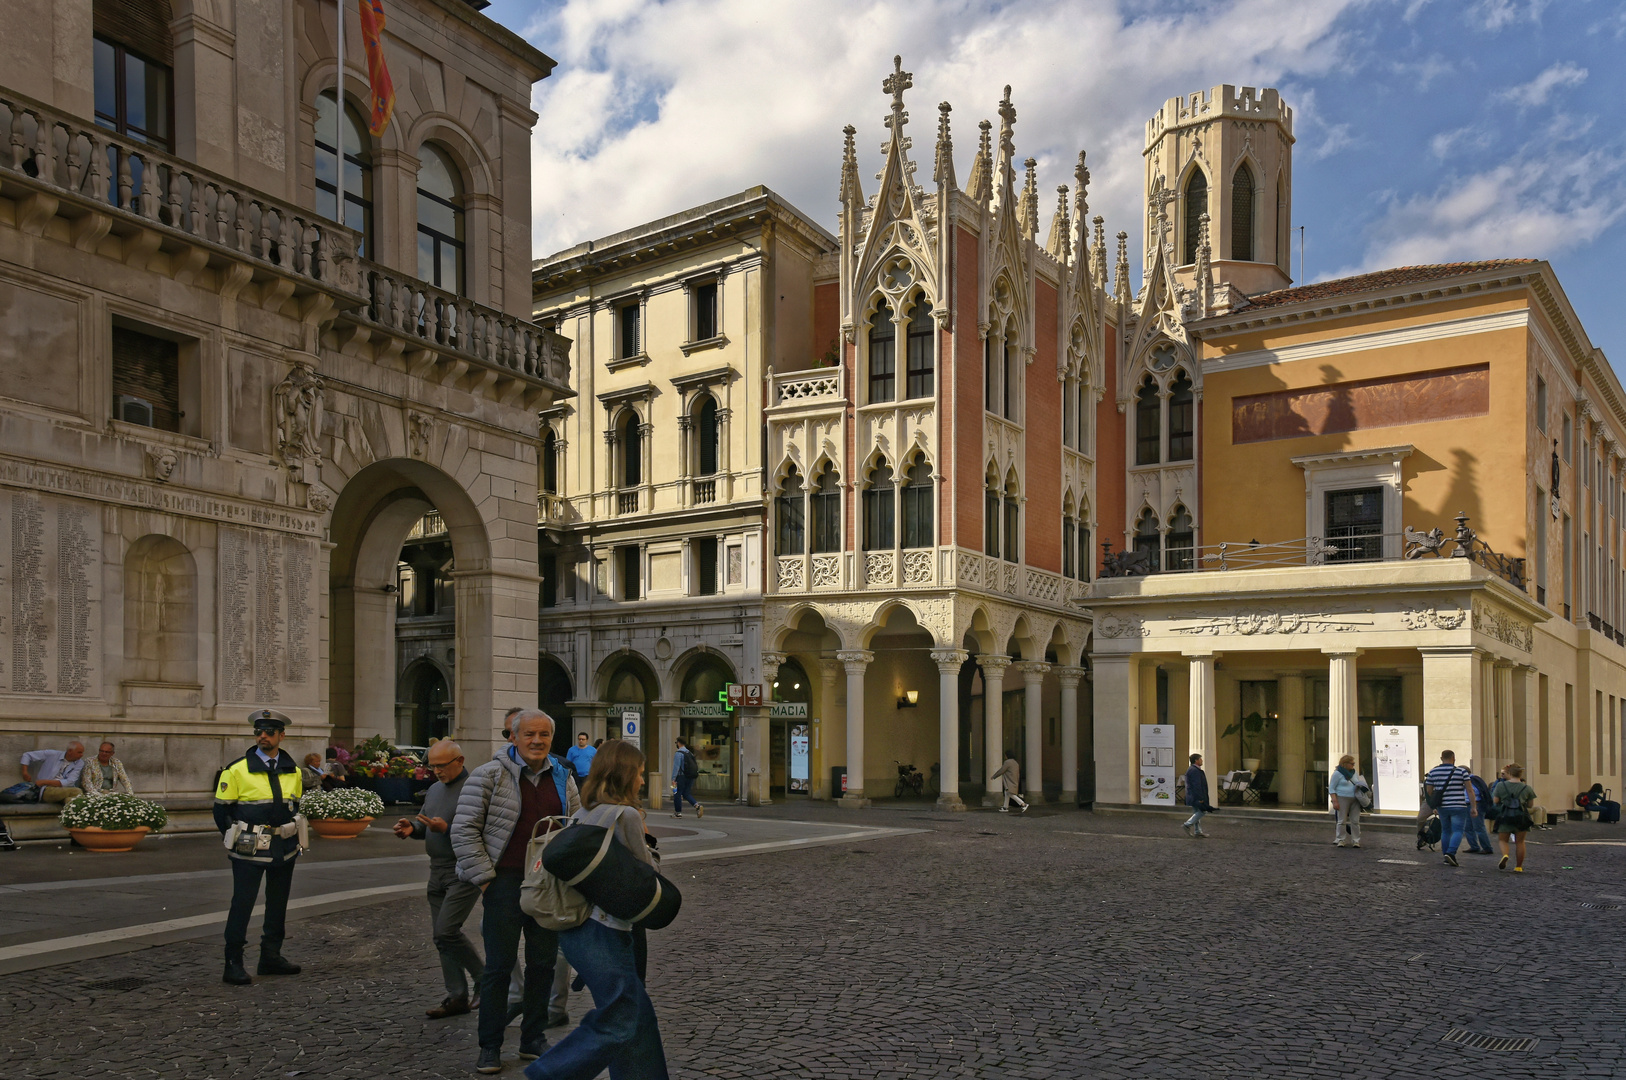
1183, 807, 1206, 830
1464, 811, 1493, 852
478, 870, 557, 1051
527, 918, 668, 1080
674, 775, 700, 812
1440, 806, 1470, 856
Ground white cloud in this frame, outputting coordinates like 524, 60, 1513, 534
519, 0, 1377, 260
1314, 123, 1357, 160
1429, 125, 1493, 159
1339, 141, 1626, 273
1497, 61, 1588, 108
1467, 0, 1551, 30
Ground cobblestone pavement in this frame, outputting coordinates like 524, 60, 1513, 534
3, 804, 1623, 1079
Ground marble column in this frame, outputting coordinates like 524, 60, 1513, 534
1420, 647, 1482, 770
1514, 665, 1537, 772
931, 649, 969, 810
1326, 650, 1361, 773
1494, 660, 1515, 773
1055, 666, 1086, 806
838, 649, 873, 807
1276, 672, 1307, 805
1090, 654, 1136, 806
1186, 654, 1217, 798
978, 655, 1013, 807
1018, 661, 1050, 802
650, 702, 682, 810
815, 658, 842, 800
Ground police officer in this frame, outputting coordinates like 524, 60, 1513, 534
214, 709, 307, 985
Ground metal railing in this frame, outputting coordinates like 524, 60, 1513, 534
1, 90, 356, 292
1098, 513, 1526, 593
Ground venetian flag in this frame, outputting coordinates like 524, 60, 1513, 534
358, 0, 395, 137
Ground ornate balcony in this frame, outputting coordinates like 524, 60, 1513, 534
769, 368, 844, 407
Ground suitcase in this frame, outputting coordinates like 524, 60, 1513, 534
1599, 800, 1621, 825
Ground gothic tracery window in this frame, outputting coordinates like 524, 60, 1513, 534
1232, 162, 1255, 262
811, 464, 841, 554
1166, 505, 1195, 571
862, 457, 894, 551
905, 297, 935, 399
1135, 376, 1161, 466
1182, 168, 1208, 266
1169, 370, 1195, 462
1134, 508, 1161, 573
776, 467, 804, 555
868, 299, 896, 404
901, 456, 933, 549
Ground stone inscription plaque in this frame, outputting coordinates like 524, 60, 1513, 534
0, 490, 102, 697
218, 526, 318, 705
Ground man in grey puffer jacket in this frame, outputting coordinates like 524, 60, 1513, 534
451, 710, 580, 1074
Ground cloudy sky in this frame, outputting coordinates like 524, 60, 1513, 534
480, 0, 1626, 361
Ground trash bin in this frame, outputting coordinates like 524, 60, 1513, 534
831, 766, 847, 796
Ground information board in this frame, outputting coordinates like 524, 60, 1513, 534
789, 724, 809, 793
1139, 725, 1177, 807
1372, 724, 1419, 814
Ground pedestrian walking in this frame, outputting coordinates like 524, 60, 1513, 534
670, 737, 703, 818
1463, 769, 1496, 855
393, 739, 484, 1019
991, 752, 1028, 813
1492, 763, 1537, 872
527, 740, 669, 1080
1328, 753, 1363, 848
1424, 749, 1477, 867
1181, 753, 1211, 837
213, 710, 306, 986
451, 709, 581, 1074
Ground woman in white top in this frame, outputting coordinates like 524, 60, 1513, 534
526, 739, 668, 1080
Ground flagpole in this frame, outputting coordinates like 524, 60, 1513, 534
336, 0, 345, 224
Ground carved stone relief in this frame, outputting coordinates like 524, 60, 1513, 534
275, 362, 325, 472
1401, 605, 1467, 631
1472, 598, 1534, 652
1169, 610, 1374, 636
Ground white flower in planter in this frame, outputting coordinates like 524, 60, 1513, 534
59, 793, 169, 832
299, 788, 385, 821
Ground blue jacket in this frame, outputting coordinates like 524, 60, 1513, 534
1184, 765, 1209, 808
672, 747, 696, 781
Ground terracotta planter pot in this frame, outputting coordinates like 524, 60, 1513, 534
310, 816, 373, 840
68, 825, 152, 852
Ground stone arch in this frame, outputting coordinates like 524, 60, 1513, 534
857, 597, 926, 650
299, 59, 403, 155
122, 534, 198, 687
327, 457, 492, 748
398, 655, 452, 745
595, 648, 660, 705
1007, 614, 1040, 660
961, 603, 999, 656
672, 647, 736, 704
769, 602, 842, 653
538, 653, 575, 741
403, 113, 495, 197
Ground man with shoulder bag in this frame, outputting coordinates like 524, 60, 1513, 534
1424, 749, 1477, 867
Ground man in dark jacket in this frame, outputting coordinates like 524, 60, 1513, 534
1182, 753, 1212, 837
394, 739, 483, 1018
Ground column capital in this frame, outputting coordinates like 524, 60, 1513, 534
1053, 665, 1087, 686
1320, 647, 1365, 658
1492, 658, 1518, 670
1015, 660, 1051, 683
1181, 651, 1218, 662
760, 650, 786, 673
818, 658, 844, 681
836, 649, 874, 672
930, 648, 970, 669
977, 654, 1014, 674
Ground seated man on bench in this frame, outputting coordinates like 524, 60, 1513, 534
16, 741, 89, 803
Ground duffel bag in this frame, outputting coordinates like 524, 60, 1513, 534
540, 809, 683, 930
519, 815, 594, 931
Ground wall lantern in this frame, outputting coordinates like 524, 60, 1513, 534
897, 690, 919, 709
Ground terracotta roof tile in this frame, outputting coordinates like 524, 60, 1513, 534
1241, 259, 1539, 310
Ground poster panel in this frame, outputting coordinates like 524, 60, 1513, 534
1372, 724, 1419, 814
789, 724, 810, 793
1140, 724, 1178, 807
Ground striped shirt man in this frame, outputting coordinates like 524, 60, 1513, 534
1426, 761, 1472, 807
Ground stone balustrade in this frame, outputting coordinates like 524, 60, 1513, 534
771, 367, 844, 406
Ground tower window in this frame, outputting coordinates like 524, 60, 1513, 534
1231, 163, 1255, 262
868, 300, 896, 404
1182, 169, 1208, 266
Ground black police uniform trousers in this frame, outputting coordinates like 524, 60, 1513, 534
225, 848, 297, 952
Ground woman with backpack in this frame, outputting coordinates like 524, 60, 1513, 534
527, 739, 669, 1080
1328, 754, 1364, 848
1492, 763, 1537, 872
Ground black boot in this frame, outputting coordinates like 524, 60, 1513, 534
223, 948, 253, 986
257, 946, 301, 976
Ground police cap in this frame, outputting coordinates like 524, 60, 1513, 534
249, 709, 291, 734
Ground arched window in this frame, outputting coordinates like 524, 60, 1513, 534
862, 457, 894, 551
811, 465, 841, 554
618, 411, 642, 488
905, 298, 934, 399
1003, 321, 1020, 421
1232, 163, 1255, 262
984, 334, 996, 413
1166, 505, 1195, 571
868, 299, 895, 403
316, 91, 373, 255
417, 144, 465, 294
1078, 510, 1092, 582
1062, 378, 1076, 447
1182, 169, 1208, 266
901, 456, 933, 549
1062, 496, 1076, 579
776, 467, 804, 555
696, 397, 719, 477
1003, 473, 1021, 564
1077, 378, 1091, 450
1169, 370, 1195, 462
1135, 376, 1161, 465
984, 466, 1001, 557
1134, 508, 1161, 573
541, 429, 558, 494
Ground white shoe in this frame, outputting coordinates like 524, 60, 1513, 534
1335, 841, 1345, 847
999, 807, 1009, 813
1196, 830, 1210, 837
1351, 841, 1361, 848
1019, 803, 1029, 814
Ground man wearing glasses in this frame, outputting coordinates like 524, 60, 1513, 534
394, 739, 484, 1018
